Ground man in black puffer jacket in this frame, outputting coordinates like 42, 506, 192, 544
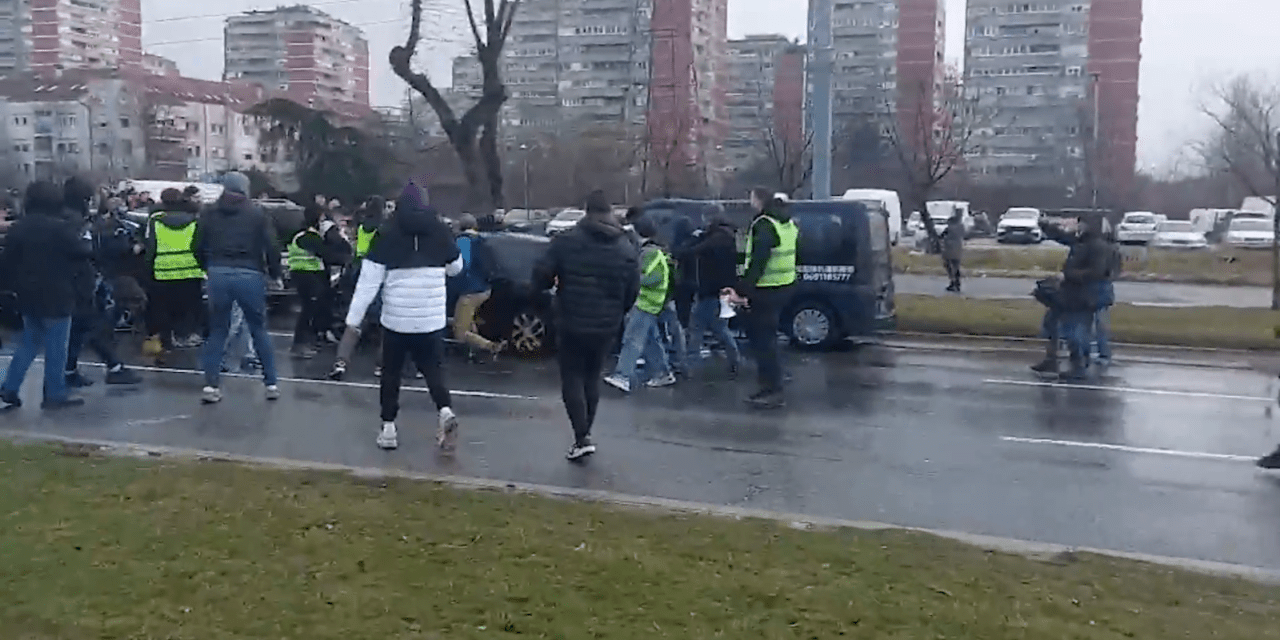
533, 190, 639, 460
676, 209, 740, 376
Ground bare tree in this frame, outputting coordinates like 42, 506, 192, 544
884, 79, 988, 244
390, 0, 519, 210
1197, 74, 1280, 309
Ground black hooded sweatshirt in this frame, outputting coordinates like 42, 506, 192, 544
191, 192, 282, 279
677, 218, 738, 299
534, 214, 640, 337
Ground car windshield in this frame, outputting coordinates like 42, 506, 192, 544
1124, 214, 1155, 225
1005, 209, 1038, 219
1158, 221, 1194, 233
1231, 219, 1272, 232
553, 210, 585, 222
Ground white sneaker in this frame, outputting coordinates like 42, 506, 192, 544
201, 386, 222, 404
437, 407, 459, 452
645, 372, 677, 388
566, 440, 597, 460
265, 385, 281, 401
377, 422, 398, 450
603, 374, 631, 393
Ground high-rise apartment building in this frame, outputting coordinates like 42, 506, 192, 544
964, 0, 1141, 199
0, 0, 142, 75
453, 0, 652, 135
725, 35, 805, 174
225, 5, 370, 107
452, 0, 728, 193
828, 0, 945, 128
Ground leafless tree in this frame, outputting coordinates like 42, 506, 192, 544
884, 79, 989, 244
1197, 74, 1280, 309
390, 0, 519, 211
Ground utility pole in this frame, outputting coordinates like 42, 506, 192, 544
807, 0, 834, 200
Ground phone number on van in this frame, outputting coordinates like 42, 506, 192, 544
797, 265, 856, 282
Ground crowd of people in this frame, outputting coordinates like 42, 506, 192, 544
0, 174, 800, 462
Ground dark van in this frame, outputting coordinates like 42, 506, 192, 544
640, 198, 896, 349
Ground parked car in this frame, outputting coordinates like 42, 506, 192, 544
1116, 211, 1162, 245
996, 207, 1044, 244
447, 232, 556, 357
1151, 220, 1208, 250
1225, 217, 1275, 250
640, 198, 896, 350
545, 209, 585, 236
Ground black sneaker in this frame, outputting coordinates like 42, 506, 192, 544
0, 390, 22, 408
105, 367, 142, 385
65, 371, 94, 388
41, 397, 85, 410
1257, 447, 1280, 470
566, 440, 597, 461
1030, 359, 1058, 374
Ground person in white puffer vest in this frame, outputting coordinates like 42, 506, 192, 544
345, 180, 463, 452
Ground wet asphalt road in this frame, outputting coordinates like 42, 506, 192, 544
3, 333, 1280, 570
896, 273, 1271, 308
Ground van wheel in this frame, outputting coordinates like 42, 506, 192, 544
788, 301, 840, 350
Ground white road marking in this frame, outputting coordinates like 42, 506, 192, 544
0, 356, 539, 401
983, 378, 1273, 402
1000, 436, 1258, 463
126, 414, 191, 427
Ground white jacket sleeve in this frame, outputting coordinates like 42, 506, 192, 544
345, 260, 386, 328
445, 255, 464, 277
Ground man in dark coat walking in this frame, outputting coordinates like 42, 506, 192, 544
533, 190, 639, 460
0, 181, 93, 409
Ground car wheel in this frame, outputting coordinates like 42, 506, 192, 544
510, 309, 549, 356
788, 301, 840, 350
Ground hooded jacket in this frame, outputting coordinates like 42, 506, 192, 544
1056, 224, 1111, 311
677, 218, 738, 299
739, 204, 794, 294
1, 202, 92, 319
191, 193, 282, 278
345, 190, 462, 334
533, 214, 640, 337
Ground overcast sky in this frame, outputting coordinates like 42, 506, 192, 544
142, 0, 1280, 173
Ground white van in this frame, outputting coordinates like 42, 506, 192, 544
925, 200, 974, 236
841, 188, 902, 246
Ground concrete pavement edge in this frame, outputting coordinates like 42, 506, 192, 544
5, 429, 1279, 586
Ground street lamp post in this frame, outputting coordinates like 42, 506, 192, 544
519, 143, 531, 211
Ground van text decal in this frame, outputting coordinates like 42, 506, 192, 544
798, 265, 855, 282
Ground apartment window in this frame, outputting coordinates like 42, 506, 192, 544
67, 142, 80, 154
1066, 66, 1082, 76
12, 116, 27, 126
119, 117, 130, 128
243, 153, 253, 161
123, 140, 133, 154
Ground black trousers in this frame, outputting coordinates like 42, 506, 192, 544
743, 286, 790, 393
292, 271, 329, 347
148, 278, 203, 340
67, 312, 120, 372
944, 258, 962, 288
380, 328, 451, 422
556, 332, 614, 445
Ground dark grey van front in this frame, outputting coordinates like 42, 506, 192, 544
640, 199, 896, 349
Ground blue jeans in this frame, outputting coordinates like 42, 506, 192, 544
687, 296, 740, 368
611, 308, 670, 384
2, 315, 72, 402
656, 303, 687, 373
222, 302, 259, 371
1093, 307, 1112, 360
202, 267, 278, 388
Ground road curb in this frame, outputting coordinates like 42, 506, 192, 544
4, 429, 1279, 586
880, 334, 1266, 371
